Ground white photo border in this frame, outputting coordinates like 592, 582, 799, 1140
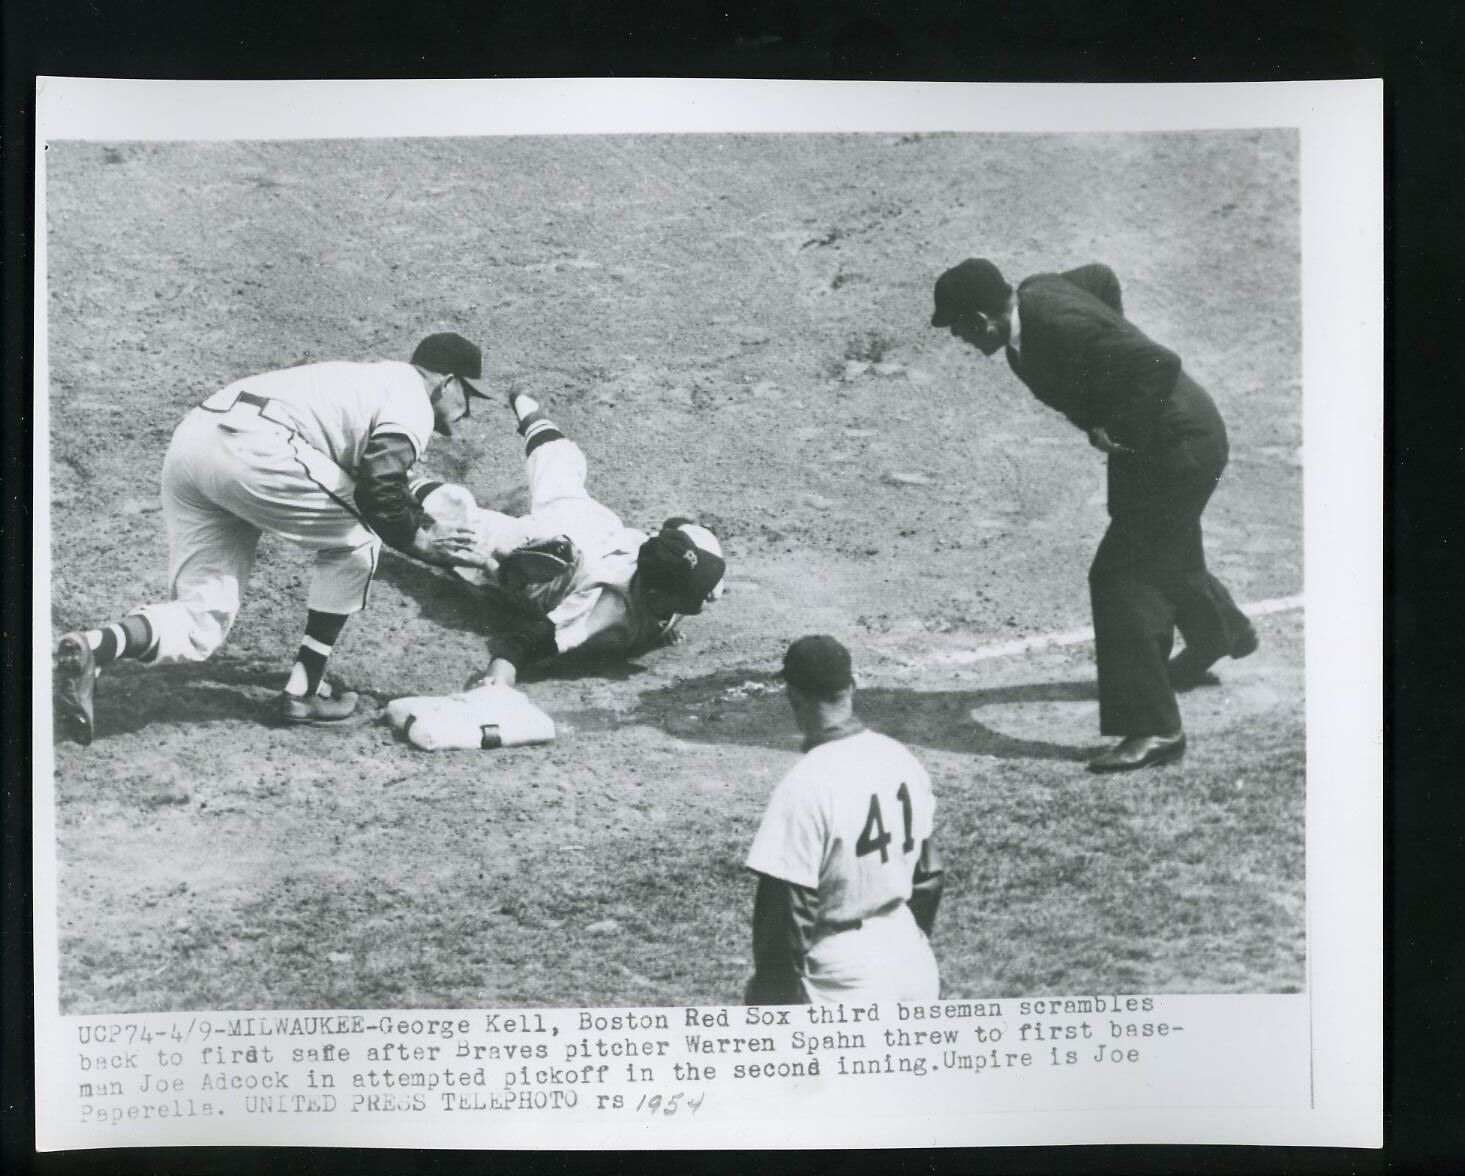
32, 77, 1381, 1151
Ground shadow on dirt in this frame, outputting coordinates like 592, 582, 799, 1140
559, 667, 1101, 762
373, 556, 497, 639
78, 658, 292, 739
375, 554, 657, 686
520, 653, 652, 685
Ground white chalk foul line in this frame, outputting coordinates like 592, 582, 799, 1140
927, 593, 1304, 667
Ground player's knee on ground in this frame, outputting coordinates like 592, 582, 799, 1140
307, 538, 382, 616
129, 600, 234, 664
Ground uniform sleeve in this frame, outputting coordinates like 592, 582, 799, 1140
548, 587, 627, 657
908, 840, 945, 936
356, 431, 428, 552
374, 370, 435, 459
744, 873, 817, 1006
1060, 263, 1123, 314
745, 769, 824, 890
488, 615, 559, 673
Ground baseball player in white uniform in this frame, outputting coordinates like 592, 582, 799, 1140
407, 390, 726, 685
744, 636, 945, 1005
53, 332, 491, 743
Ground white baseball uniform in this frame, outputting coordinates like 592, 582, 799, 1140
134, 361, 434, 664
746, 727, 940, 1003
418, 437, 668, 658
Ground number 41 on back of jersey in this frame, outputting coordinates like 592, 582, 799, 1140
855, 783, 915, 863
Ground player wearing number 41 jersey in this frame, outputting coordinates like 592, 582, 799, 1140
744, 636, 944, 1005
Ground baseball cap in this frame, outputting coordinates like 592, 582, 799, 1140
780, 635, 854, 698
411, 332, 492, 400
930, 258, 1012, 327
637, 523, 726, 615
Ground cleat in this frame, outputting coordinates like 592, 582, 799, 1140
274, 687, 360, 725
54, 632, 97, 745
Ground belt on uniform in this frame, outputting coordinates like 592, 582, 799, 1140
202, 388, 297, 432
201, 388, 281, 415
203, 388, 367, 524
818, 899, 904, 936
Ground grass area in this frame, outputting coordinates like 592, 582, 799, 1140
58, 621, 1304, 1012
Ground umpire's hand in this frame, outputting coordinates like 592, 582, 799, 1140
1088, 426, 1134, 455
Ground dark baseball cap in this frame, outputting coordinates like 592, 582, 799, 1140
637, 527, 726, 615
780, 635, 854, 698
411, 332, 492, 399
930, 258, 1012, 327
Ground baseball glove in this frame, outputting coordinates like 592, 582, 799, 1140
496, 535, 584, 613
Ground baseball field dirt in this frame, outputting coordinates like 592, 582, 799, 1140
45, 131, 1303, 1012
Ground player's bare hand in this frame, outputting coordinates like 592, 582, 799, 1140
411, 523, 479, 567
478, 658, 519, 688
1088, 427, 1133, 455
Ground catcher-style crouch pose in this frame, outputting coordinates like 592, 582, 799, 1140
410, 391, 726, 684
52, 333, 490, 742
931, 258, 1257, 772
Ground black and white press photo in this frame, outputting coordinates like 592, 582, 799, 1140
33, 79, 1380, 1151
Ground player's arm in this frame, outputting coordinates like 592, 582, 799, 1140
907, 839, 945, 937
356, 431, 476, 566
479, 616, 559, 687
744, 872, 818, 1006
478, 585, 635, 688
649, 616, 686, 650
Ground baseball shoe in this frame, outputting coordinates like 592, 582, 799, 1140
1087, 732, 1187, 773
274, 686, 360, 725
1168, 624, 1260, 690
54, 632, 98, 745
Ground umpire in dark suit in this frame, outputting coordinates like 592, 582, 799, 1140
931, 258, 1256, 772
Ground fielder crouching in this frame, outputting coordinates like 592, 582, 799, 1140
53, 333, 491, 743
409, 390, 726, 685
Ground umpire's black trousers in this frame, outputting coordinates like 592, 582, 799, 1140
1088, 380, 1252, 737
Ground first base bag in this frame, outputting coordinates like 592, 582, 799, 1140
385, 684, 556, 751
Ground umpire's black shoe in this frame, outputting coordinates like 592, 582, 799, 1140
1168, 624, 1260, 690
55, 632, 97, 745
1088, 732, 1187, 773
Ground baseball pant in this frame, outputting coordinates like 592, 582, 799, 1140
801, 904, 941, 1004
132, 405, 380, 665
422, 437, 626, 567
1088, 422, 1251, 736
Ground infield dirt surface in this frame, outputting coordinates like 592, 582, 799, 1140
46, 131, 1303, 1012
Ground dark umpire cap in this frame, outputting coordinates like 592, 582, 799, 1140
637, 525, 726, 615
411, 332, 493, 399
780, 635, 854, 697
930, 258, 1012, 327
